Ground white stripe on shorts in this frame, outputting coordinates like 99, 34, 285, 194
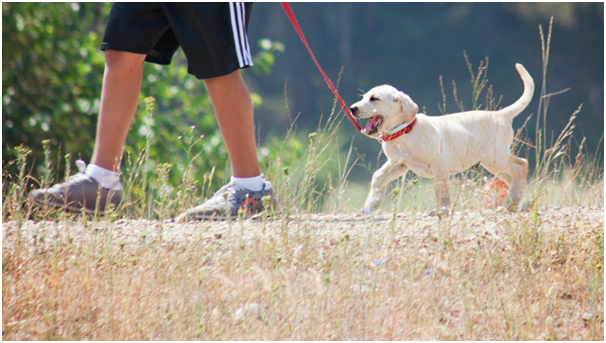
229, 2, 253, 68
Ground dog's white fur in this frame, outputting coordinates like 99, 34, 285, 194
350, 64, 534, 212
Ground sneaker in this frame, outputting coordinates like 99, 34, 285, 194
184, 179, 274, 220
29, 160, 123, 215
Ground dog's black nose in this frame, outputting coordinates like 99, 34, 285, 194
350, 105, 358, 114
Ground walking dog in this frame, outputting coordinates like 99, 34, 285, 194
350, 64, 534, 213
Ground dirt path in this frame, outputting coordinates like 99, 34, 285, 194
4, 206, 603, 251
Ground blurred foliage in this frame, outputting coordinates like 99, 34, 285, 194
2, 2, 289, 191
3, 2, 109, 174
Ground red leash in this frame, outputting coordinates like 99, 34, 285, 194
280, 3, 362, 132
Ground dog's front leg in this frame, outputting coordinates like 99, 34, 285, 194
431, 165, 451, 214
364, 161, 408, 213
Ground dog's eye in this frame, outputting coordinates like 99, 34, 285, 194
370, 95, 379, 102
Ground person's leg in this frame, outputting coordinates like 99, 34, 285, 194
203, 69, 261, 178
29, 49, 145, 214
91, 49, 147, 171
182, 69, 275, 220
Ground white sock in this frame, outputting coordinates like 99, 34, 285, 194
231, 175, 264, 192
85, 164, 122, 190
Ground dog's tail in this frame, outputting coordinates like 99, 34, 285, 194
497, 63, 534, 122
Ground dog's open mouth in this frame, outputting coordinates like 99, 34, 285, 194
362, 115, 383, 136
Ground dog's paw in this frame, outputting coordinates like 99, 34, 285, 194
503, 197, 522, 212
363, 196, 379, 212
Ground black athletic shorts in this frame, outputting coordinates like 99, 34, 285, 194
101, 2, 254, 79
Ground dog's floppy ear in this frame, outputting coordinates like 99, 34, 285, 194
395, 91, 418, 123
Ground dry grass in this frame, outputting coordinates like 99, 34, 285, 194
2, 206, 603, 340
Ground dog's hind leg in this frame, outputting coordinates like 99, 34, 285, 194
502, 155, 528, 209
481, 149, 528, 210
364, 161, 408, 213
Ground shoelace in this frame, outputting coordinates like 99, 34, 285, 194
56, 160, 92, 186
52, 171, 91, 189
204, 182, 238, 205
56, 159, 90, 186
205, 181, 263, 206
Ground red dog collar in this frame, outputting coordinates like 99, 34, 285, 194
379, 116, 417, 141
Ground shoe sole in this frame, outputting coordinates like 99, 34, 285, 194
178, 208, 278, 222
185, 212, 258, 221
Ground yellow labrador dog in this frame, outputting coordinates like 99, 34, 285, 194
350, 64, 534, 214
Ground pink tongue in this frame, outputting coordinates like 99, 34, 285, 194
364, 116, 379, 135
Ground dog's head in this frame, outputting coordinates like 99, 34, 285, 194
350, 85, 418, 137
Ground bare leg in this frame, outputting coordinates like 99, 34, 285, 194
204, 70, 261, 178
91, 54, 260, 178
91, 50, 146, 171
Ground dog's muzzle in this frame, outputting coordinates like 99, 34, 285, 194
349, 105, 383, 136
